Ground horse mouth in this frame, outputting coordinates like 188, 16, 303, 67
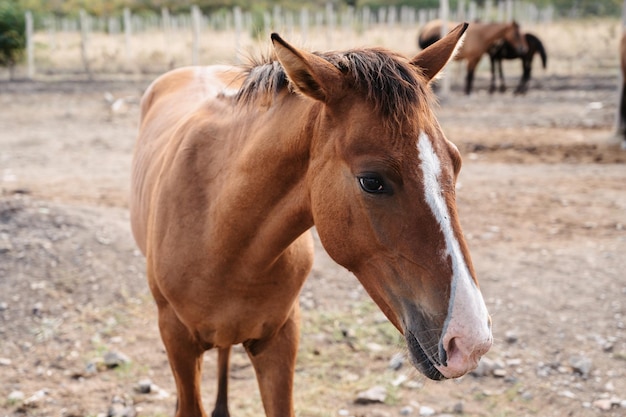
405, 330, 445, 381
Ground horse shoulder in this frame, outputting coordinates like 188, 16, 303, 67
132, 66, 241, 254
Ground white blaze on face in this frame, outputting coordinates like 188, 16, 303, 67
417, 131, 491, 373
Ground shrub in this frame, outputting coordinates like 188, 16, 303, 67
0, 1, 26, 71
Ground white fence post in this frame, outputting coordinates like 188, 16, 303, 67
123, 8, 132, 66
25, 10, 34, 79
325, 2, 334, 49
191, 5, 201, 65
79, 9, 92, 79
300, 8, 309, 44
440, 0, 450, 97
233, 6, 242, 63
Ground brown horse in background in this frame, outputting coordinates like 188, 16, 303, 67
418, 20, 528, 94
619, 32, 626, 148
488, 32, 547, 95
131, 24, 492, 417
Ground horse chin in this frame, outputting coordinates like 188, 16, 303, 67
405, 330, 446, 381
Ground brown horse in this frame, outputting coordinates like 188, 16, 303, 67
131, 23, 492, 417
619, 32, 626, 147
488, 32, 547, 95
418, 19, 528, 94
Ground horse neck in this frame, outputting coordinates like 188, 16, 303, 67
481, 22, 513, 45
211, 96, 317, 267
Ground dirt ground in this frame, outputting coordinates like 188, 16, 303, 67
1, 53, 625, 417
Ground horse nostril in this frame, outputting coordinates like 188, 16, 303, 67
446, 337, 459, 362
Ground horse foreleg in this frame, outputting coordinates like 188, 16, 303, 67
488, 56, 497, 94
158, 304, 207, 417
211, 347, 231, 417
465, 59, 479, 95
515, 57, 532, 95
497, 59, 506, 93
244, 306, 301, 417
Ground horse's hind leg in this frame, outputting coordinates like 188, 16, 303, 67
488, 56, 497, 94
497, 60, 506, 93
158, 303, 207, 417
465, 58, 480, 95
212, 347, 231, 417
515, 57, 531, 95
244, 306, 301, 417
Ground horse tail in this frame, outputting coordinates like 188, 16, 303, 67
417, 21, 444, 50
529, 34, 547, 69
418, 33, 440, 50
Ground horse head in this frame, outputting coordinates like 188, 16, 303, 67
504, 21, 528, 56
272, 23, 492, 380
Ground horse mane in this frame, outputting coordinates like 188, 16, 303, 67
236, 47, 434, 128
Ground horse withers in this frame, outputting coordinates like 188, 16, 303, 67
488, 32, 547, 95
131, 23, 492, 417
418, 19, 528, 95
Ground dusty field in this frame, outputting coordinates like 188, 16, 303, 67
1, 20, 626, 417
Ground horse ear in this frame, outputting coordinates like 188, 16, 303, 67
271, 33, 343, 102
410, 22, 468, 83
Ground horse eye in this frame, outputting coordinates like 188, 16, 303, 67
358, 175, 386, 194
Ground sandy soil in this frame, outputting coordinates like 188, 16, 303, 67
1, 59, 625, 417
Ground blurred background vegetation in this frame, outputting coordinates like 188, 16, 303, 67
0, 0, 622, 74
6, 0, 625, 17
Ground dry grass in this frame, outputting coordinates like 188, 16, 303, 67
14, 17, 622, 81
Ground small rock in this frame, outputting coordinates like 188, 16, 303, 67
569, 355, 592, 378
355, 385, 387, 404
366, 343, 384, 352
108, 403, 136, 417
504, 330, 518, 344
0, 302, 8, 311
592, 399, 613, 411
8, 390, 25, 403
559, 390, 576, 399
391, 374, 408, 387
399, 406, 413, 415
470, 357, 494, 377
418, 405, 435, 416
32, 302, 43, 317
493, 368, 507, 378
388, 352, 404, 370
85, 359, 104, 374
134, 378, 153, 394
104, 351, 131, 368
0, 357, 12, 366
452, 402, 464, 413
24, 389, 48, 407
108, 396, 136, 417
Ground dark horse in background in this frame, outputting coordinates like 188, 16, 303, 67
418, 20, 527, 95
619, 33, 626, 148
488, 32, 547, 95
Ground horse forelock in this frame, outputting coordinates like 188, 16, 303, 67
236, 47, 435, 131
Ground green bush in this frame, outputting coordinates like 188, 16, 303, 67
0, 1, 26, 69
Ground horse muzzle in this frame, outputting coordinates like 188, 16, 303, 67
405, 321, 492, 380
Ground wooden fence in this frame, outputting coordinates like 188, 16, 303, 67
19, 1, 555, 80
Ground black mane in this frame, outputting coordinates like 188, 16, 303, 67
236, 47, 434, 126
